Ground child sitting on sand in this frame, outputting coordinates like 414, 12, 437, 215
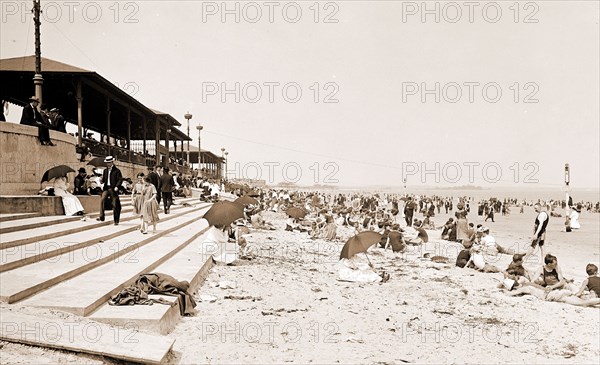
455, 247, 471, 268
422, 215, 435, 229
574, 264, 600, 298
530, 254, 568, 291
406, 222, 428, 245
504, 254, 531, 286
465, 245, 501, 273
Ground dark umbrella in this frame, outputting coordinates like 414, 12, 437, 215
399, 197, 410, 202
340, 231, 383, 261
203, 201, 245, 227
41, 165, 76, 183
286, 206, 307, 219
235, 195, 259, 206
245, 190, 260, 197
87, 157, 108, 168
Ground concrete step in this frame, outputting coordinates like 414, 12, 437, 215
89, 229, 215, 334
0, 309, 175, 364
0, 215, 81, 234
0, 197, 200, 249
0, 202, 211, 272
0, 206, 210, 304
0, 213, 42, 222
0, 195, 136, 234
19, 213, 211, 316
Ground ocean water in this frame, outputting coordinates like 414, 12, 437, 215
337, 187, 600, 204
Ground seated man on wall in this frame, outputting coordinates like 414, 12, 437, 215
19, 96, 54, 146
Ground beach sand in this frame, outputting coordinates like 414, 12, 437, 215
168, 205, 599, 364
1, 205, 598, 364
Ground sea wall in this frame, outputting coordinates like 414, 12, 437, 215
0, 122, 147, 195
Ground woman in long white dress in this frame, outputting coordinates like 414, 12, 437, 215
53, 176, 85, 216
199, 224, 237, 264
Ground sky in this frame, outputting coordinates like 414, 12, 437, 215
1, 0, 599, 189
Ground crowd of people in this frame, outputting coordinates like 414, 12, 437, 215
200, 186, 599, 309
39, 156, 203, 227
33, 151, 600, 309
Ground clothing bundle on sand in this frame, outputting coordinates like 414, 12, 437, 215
109, 273, 196, 315
337, 256, 382, 283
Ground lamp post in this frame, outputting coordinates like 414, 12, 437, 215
196, 124, 203, 172
166, 127, 171, 165
220, 148, 225, 179
184, 112, 192, 166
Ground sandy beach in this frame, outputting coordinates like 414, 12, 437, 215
166, 205, 600, 364
1, 201, 598, 364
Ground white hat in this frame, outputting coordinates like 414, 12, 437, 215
104, 156, 115, 163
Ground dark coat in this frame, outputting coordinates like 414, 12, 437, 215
20, 103, 44, 126
160, 172, 175, 193
102, 165, 123, 191
52, 114, 67, 133
74, 174, 88, 195
148, 171, 161, 192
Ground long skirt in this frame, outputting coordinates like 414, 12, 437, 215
132, 194, 143, 215
456, 218, 469, 241
141, 198, 160, 224
61, 195, 84, 216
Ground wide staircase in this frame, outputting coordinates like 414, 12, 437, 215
0, 195, 216, 364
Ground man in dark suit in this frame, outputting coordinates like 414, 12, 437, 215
160, 166, 175, 214
19, 96, 54, 145
404, 197, 415, 227
49, 108, 67, 133
97, 156, 123, 224
147, 165, 162, 204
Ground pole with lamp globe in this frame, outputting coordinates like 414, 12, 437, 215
184, 113, 192, 167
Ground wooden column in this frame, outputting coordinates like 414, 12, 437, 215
127, 107, 132, 162
76, 79, 83, 146
165, 124, 170, 165
106, 96, 111, 156
154, 118, 160, 165
143, 118, 147, 165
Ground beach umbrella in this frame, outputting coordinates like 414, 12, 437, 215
340, 231, 383, 260
235, 195, 259, 206
41, 165, 76, 183
87, 157, 108, 168
286, 206, 307, 219
202, 201, 245, 227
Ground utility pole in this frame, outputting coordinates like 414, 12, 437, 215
33, 0, 44, 103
